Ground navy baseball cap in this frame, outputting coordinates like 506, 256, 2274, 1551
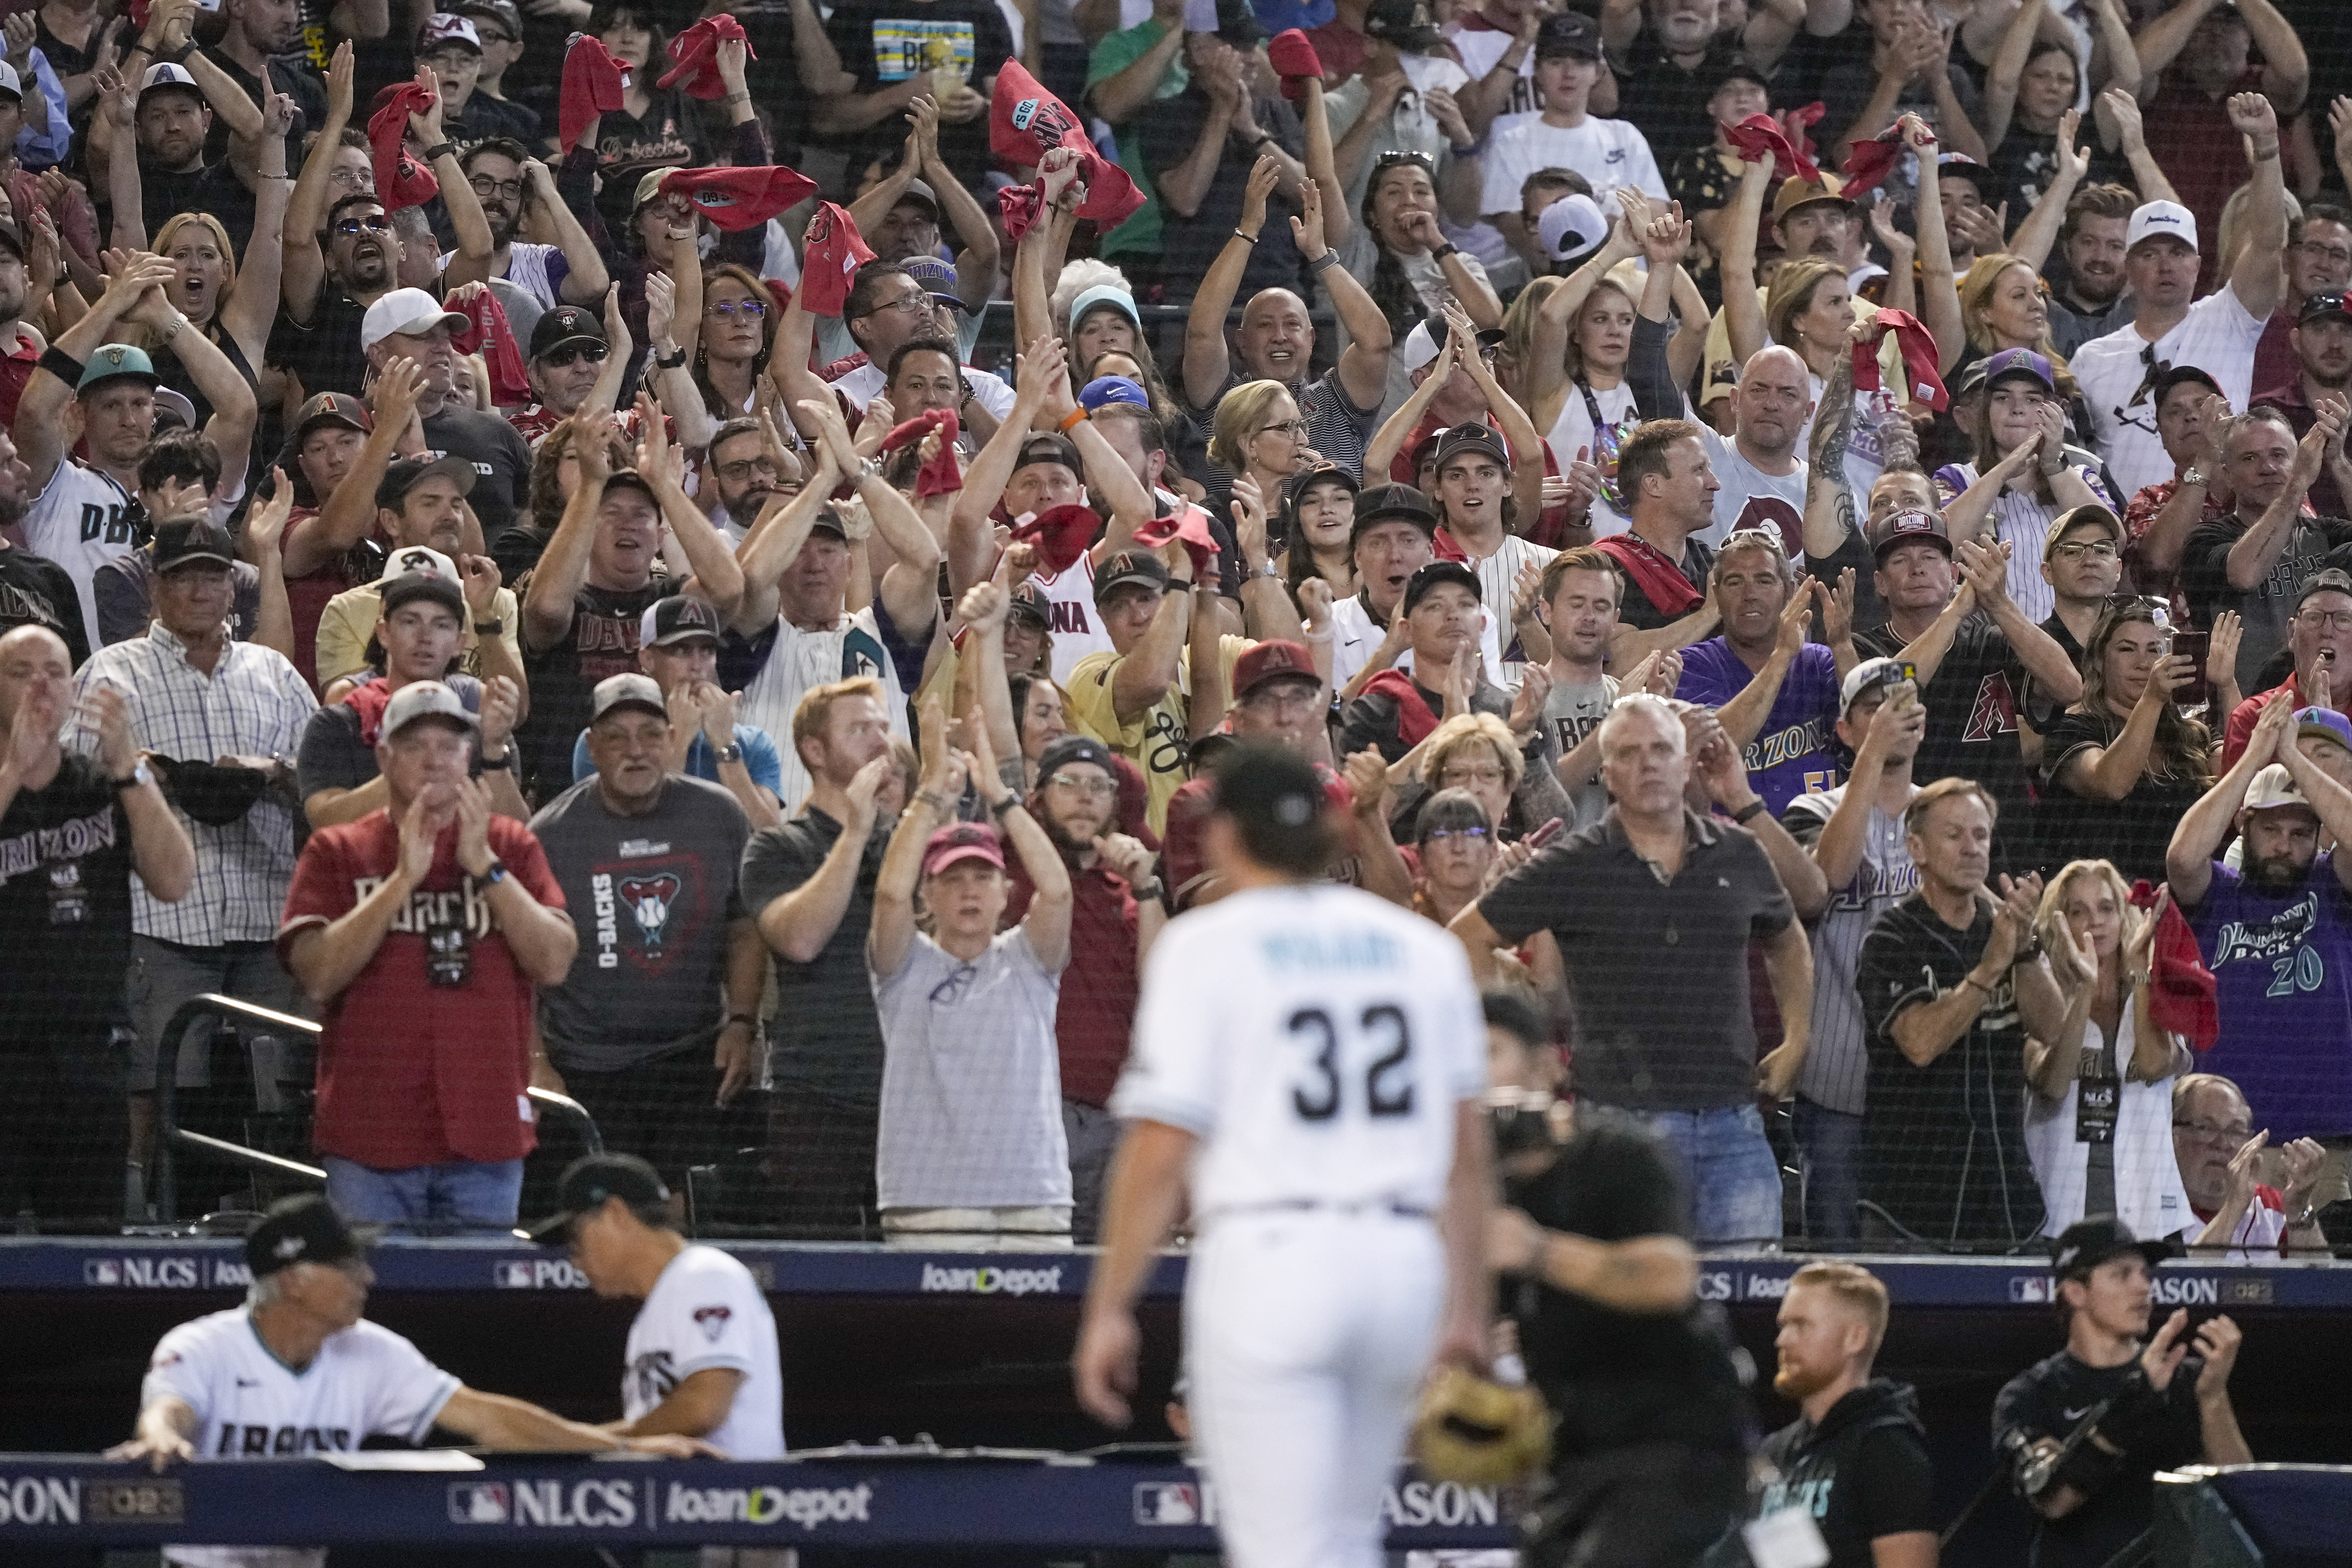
1403, 558, 1481, 612
526, 1153, 672, 1243
247, 1194, 374, 1277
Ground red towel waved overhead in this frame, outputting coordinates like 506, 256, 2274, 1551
989, 61, 1145, 230
1267, 29, 1323, 101
559, 32, 629, 152
1724, 112, 1820, 186
448, 287, 531, 408
656, 15, 754, 101
366, 81, 440, 212
661, 166, 818, 231
880, 409, 965, 497
798, 203, 876, 318
1853, 307, 1949, 412
1010, 503, 1100, 573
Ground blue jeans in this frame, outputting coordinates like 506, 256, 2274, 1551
1627, 1104, 1784, 1244
1792, 1098, 1864, 1243
323, 1156, 524, 1231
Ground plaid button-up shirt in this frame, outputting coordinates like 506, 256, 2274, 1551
69, 623, 317, 946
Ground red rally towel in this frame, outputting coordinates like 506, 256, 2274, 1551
343, 677, 399, 749
997, 182, 1045, 244
559, 32, 629, 153
1854, 307, 1949, 412
1010, 503, 1100, 573
662, 166, 818, 231
880, 409, 964, 497
1130, 500, 1222, 579
989, 62, 1146, 230
2130, 881, 2221, 1050
1725, 113, 1820, 185
1361, 669, 1442, 746
1593, 533, 1704, 618
799, 203, 875, 318
449, 288, 531, 408
1841, 125, 1904, 200
366, 82, 440, 212
656, 15, 754, 100
1268, 29, 1323, 101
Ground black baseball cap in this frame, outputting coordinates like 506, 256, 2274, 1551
1094, 549, 1172, 602
1036, 733, 1117, 781
2050, 1215, 2175, 1281
1015, 431, 1082, 476
640, 594, 722, 648
2298, 567, 2352, 609
1349, 482, 1440, 544
1209, 742, 1327, 839
1364, 0, 1442, 51
1007, 582, 1052, 629
1535, 11, 1602, 58
2153, 364, 2223, 405
1281, 461, 1359, 532
1403, 558, 1481, 612
246, 1193, 373, 1277
153, 520, 238, 573
1707, 53, 1771, 95
1214, 0, 1265, 45
1433, 422, 1512, 474
529, 304, 608, 360
377, 452, 478, 509
2300, 291, 2352, 327
525, 1153, 672, 1244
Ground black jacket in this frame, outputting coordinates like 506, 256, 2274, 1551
1753, 1380, 1938, 1568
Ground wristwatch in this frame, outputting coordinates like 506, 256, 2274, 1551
111, 762, 152, 793
472, 618, 503, 637
715, 741, 745, 765
654, 343, 688, 370
2182, 465, 2209, 488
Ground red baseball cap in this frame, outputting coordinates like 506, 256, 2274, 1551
921, 822, 1005, 878
1234, 640, 1318, 700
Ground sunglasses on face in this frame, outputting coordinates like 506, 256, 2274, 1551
540, 344, 608, 368
706, 299, 768, 319
332, 215, 392, 236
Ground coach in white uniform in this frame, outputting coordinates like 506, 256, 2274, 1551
111, 1194, 707, 1568
1074, 745, 1496, 1568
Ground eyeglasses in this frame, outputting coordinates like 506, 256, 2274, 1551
714, 456, 781, 483
327, 166, 373, 189
1423, 825, 1490, 844
1258, 419, 1308, 439
707, 299, 767, 319
928, 962, 978, 1005
331, 215, 392, 236
473, 27, 515, 43
2297, 609, 2352, 631
1438, 765, 1506, 786
873, 293, 932, 316
468, 175, 524, 201
1048, 772, 1117, 797
540, 344, 608, 368
2051, 540, 2119, 561
2174, 1118, 2254, 1143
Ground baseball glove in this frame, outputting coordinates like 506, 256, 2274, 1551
1410, 1364, 1552, 1486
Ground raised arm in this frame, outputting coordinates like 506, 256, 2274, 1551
282, 358, 417, 579
731, 423, 841, 635
979, 720, 1071, 970
2169, 687, 2290, 906
1979, 0, 2045, 150
869, 708, 967, 980
521, 406, 616, 652
2132, 0, 2223, 100
281, 43, 354, 327
1902, 117, 1965, 371
1530, 203, 1643, 432
1719, 158, 1776, 369
1087, 5, 1186, 126
2224, 93, 2288, 319
1289, 179, 1389, 413
1365, 327, 1460, 482
756, 755, 889, 962
1183, 156, 1278, 409
806, 394, 940, 636
15, 251, 178, 493
635, 398, 743, 615
1111, 546, 1198, 724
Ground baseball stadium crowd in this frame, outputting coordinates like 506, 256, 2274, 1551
3, 0, 2352, 1268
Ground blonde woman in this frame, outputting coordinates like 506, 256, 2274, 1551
1957, 253, 2088, 427
1209, 379, 1310, 514
2023, 859, 2194, 1238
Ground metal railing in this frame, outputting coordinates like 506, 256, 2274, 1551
152, 994, 601, 1224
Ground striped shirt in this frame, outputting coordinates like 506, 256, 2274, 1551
68, 624, 317, 946
1454, 531, 1558, 684
1931, 459, 2117, 626
1782, 782, 1920, 1117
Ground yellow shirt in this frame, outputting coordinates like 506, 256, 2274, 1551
1065, 633, 1251, 835
313, 582, 523, 690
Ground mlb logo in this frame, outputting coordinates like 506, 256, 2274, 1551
449, 1483, 511, 1525
2010, 1275, 2053, 1303
1134, 1483, 1200, 1526
85, 1259, 122, 1285
493, 1261, 535, 1289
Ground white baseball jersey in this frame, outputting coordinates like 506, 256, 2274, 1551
22, 459, 137, 652
1114, 884, 1486, 1219
141, 1307, 460, 1568
624, 1244, 784, 1461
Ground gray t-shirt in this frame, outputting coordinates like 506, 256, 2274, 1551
870, 926, 1070, 1211
527, 774, 750, 1073
1534, 671, 1618, 833
1781, 784, 1920, 1117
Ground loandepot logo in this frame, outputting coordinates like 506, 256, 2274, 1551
665, 1482, 875, 1530
918, 1263, 1064, 1296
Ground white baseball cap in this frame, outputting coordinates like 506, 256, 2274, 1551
2245, 763, 2315, 814
381, 679, 478, 738
418, 11, 484, 51
360, 287, 469, 352
139, 62, 202, 100
1401, 321, 1440, 373
0, 61, 22, 102
1538, 194, 1609, 265
2125, 200, 2199, 256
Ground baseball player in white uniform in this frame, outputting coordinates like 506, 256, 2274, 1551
530, 1152, 786, 1567
1074, 744, 1496, 1568
111, 1193, 707, 1568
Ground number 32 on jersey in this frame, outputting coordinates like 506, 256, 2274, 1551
1289, 1004, 1414, 1121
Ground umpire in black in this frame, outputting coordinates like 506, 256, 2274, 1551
1993, 1217, 2250, 1568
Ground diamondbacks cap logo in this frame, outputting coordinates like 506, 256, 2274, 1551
693, 1304, 732, 1343
397, 549, 439, 574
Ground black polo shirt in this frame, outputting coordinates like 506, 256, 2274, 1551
1478, 806, 1793, 1111
268, 288, 372, 401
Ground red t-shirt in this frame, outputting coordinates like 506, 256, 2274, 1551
278, 811, 567, 1169
1003, 850, 1141, 1108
